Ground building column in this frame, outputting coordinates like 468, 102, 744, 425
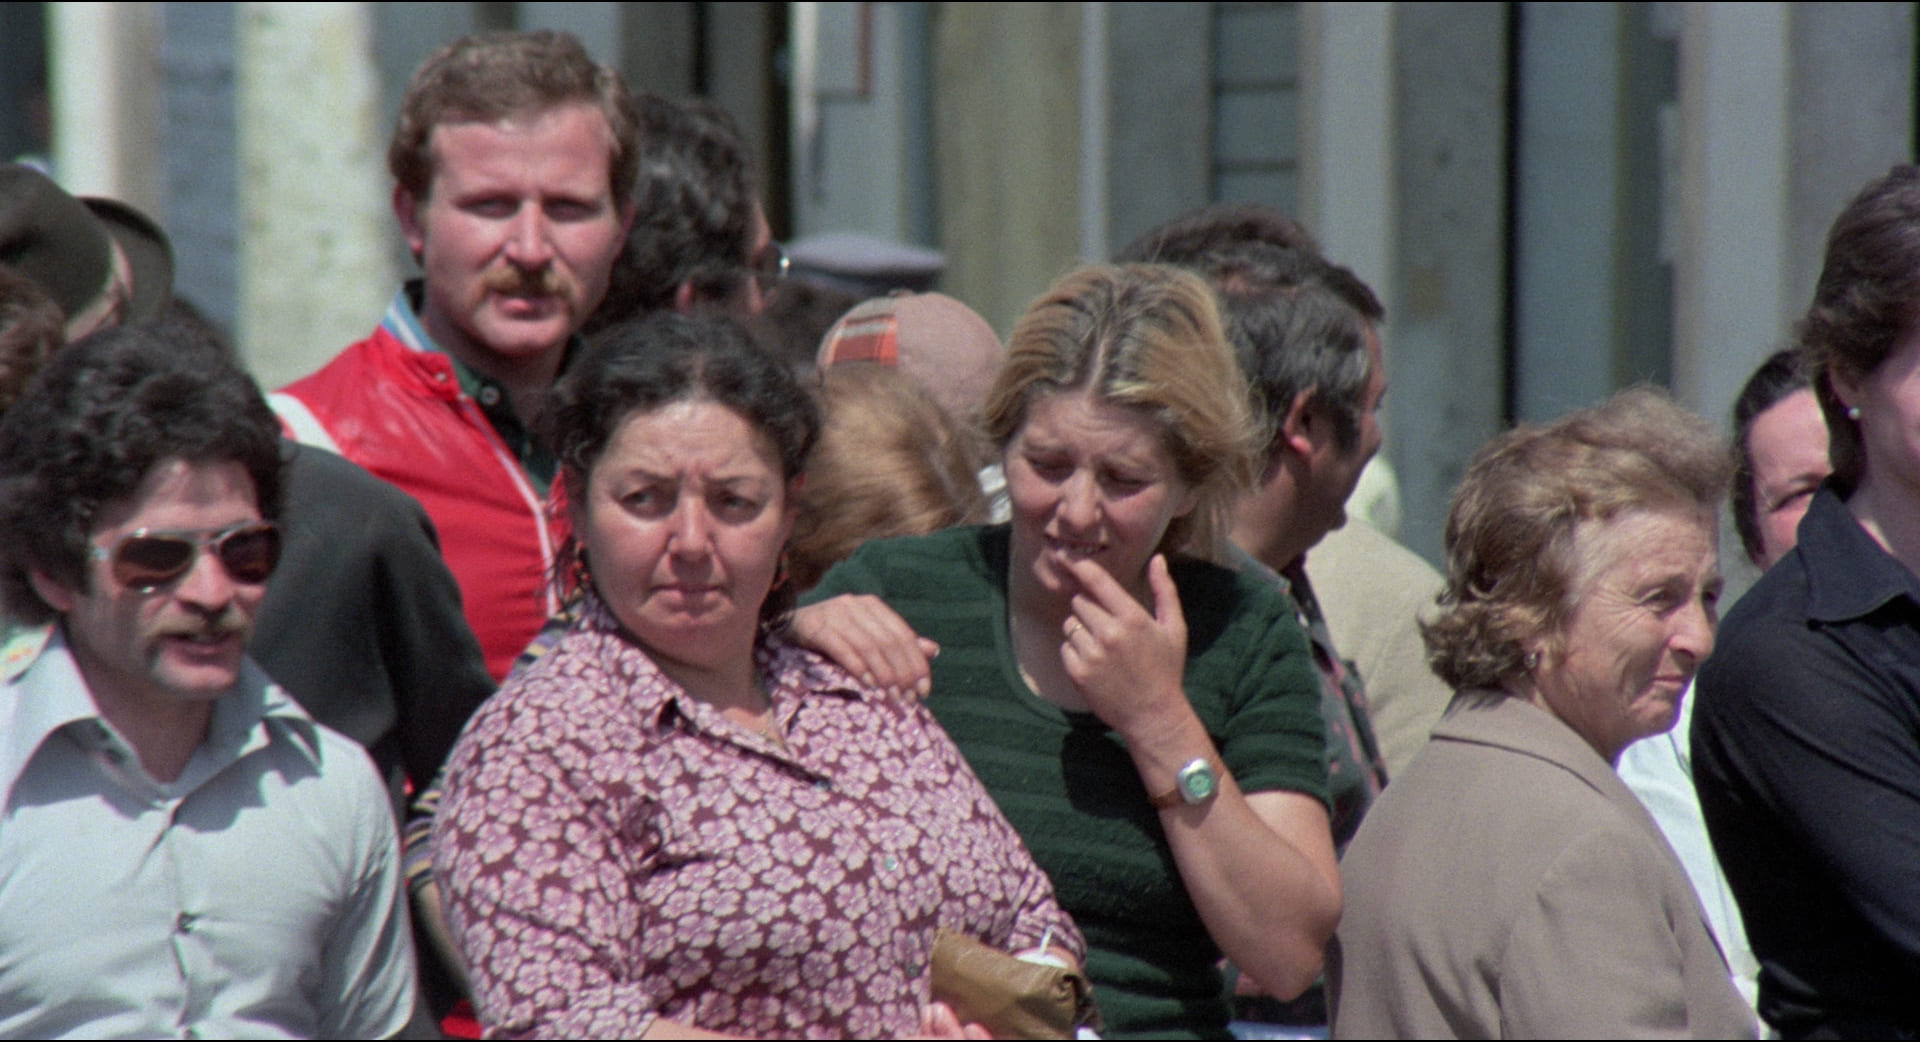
236, 2, 395, 385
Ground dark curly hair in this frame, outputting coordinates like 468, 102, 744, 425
0, 318, 284, 623
546, 312, 819, 626
586, 94, 758, 332
388, 30, 639, 206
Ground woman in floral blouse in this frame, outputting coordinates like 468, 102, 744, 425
432, 313, 1081, 1039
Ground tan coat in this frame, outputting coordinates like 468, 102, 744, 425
1328, 691, 1757, 1040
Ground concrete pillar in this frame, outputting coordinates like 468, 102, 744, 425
48, 2, 163, 214
1387, 2, 1510, 564
1785, 4, 1914, 316
1671, 2, 1792, 433
236, 2, 394, 386
1299, 2, 1395, 300
933, 3, 1084, 333
1103, 3, 1211, 256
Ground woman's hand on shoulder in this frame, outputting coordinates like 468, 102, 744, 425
1060, 553, 1190, 737
790, 594, 939, 699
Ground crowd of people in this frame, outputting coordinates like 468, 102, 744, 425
3, 24, 1918, 1042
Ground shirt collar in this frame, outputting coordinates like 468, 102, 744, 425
1, 626, 319, 804
386, 280, 567, 488
382, 282, 435, 353
1796, 481, 1920, 623
574, 592, 867, 732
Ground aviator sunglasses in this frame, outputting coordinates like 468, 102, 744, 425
90, 521, 282, 592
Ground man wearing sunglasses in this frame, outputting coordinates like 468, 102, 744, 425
0, 324, 416, 1036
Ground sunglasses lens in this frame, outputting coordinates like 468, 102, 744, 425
112, 535, 196, 589
217, 525, 280, 584
107, 523, 281, 590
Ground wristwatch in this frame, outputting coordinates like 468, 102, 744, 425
1149, 757, 1222, 808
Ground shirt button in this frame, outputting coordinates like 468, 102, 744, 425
478, 386, 501, 407
176, 912, 197, 933
882, 855, 899, 872
814, 779, 832, 792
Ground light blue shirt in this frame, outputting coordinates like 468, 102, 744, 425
0, 628, 417, 1038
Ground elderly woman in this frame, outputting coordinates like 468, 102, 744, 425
1327, 387, 1756, 1039
432, 314, 1081, 1039
802, 264, 1340, 1039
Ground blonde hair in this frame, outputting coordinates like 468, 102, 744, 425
982, 264, 1261, 561
789, 365, 989, 590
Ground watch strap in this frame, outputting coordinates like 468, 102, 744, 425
1149, 756, 1223, 808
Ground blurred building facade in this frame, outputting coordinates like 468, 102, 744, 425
11, 2, 1912, 564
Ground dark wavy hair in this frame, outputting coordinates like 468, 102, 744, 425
0, 318, 284, 623
1799, 165, 1920, 492
1422, 387, 1729, 693
388, 30, 639, 205
1116, 201, 1321, 265
547, 312, 819, 627
587, 94, 758, 332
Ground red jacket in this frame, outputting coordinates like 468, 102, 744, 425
274, 311, 563, 682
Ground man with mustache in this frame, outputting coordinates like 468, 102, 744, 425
0, 322, 416, 1036
275, 30, 637, 680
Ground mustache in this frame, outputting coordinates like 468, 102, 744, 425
162, 608, 250, 641
483, 263, 575, 298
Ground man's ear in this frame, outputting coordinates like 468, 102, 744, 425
29, 568, 76, 614
1278, 389, 1320, 460
1829, 365, 1864, 414
393, 183, 426, 260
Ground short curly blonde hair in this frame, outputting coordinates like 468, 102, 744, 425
1423, 387, 1730, 692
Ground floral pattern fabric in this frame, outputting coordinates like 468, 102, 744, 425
433, 597, 1082, 1039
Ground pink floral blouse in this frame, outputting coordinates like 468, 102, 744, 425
433, 599, 1083, 1039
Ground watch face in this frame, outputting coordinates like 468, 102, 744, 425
1179, 759, 1218, 803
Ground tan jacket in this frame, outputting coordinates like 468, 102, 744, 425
1328, 691, 1757, 1039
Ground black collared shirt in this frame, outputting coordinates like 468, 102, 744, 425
1694, 483, 1920, 1038
401, 280, 564, 490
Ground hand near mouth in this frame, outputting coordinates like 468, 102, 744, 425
1059, 553, 1190, 738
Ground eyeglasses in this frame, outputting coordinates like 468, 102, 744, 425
749, 240, 790, 300
91, 521, 282, 592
